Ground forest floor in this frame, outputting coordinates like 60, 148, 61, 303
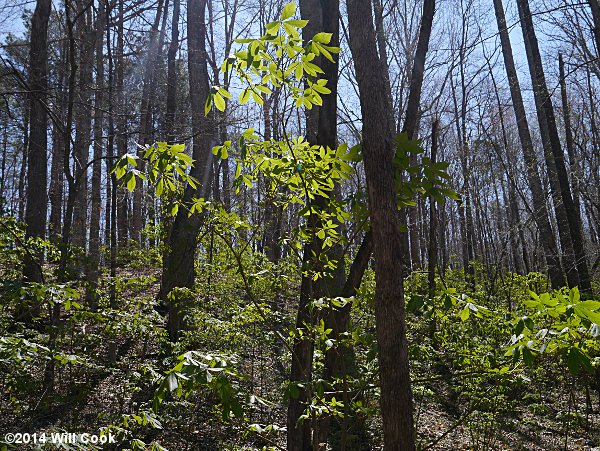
2, 263, 600, 450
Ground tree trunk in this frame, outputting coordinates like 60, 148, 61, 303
160, 0, 213, 342
492, 0, 565, 287
403, 0, 435, 270
132, 0, 168, 246
166, 0, 181, 143
587, 0, 600, 60
18, 108, 29, 223
287, 1, 343, 449
558, 53, 581, 220
86, 7, 107, 309
23, 0, 51, 284
517, 0, 592, 293
49, 40, 67, 239
346, 0, 416, 448
116, 0, 129, 246
72, 1, 95, 252
428, 121, 438, 299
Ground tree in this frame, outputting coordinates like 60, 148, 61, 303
516, 0, 592, 294
159, 0, 213, 341
23, 0, 51, 284
492, 0, 565, 287
346, 0, 416, 448
286, 1, 344, 449
86, 3, 107, 308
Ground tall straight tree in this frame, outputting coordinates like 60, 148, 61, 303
116, 0, 129, 246
159, 0, 213, 341
558, 53, 581, 216
132, 0, 168, 245
23, 0, 51, 284
402, 0, 436, 269
588, 0, 600, 59
286, 1, 344, 450
86, 4, 107, 308
346, 0, 416, 449
165, 0, 181, 143
71, 0, 95, 251
516, 0, 592, 293
492, 0, 564, 287
49, 40, 67, 239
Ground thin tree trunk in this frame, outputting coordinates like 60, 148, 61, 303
517, 0, 592, 293
559, 54, 581, 219
492, 0, 564, 287
132, 0, 167, 246
18, 108, 29, 223
86, 6, 107, 308
428, 120, 438, 299
116, 0, 129, 246
165, 0, 181, 143
72, 1, 95, 251
587, 0, 600, 59
49, 40, 67, 239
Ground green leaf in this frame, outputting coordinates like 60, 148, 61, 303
312, 32, 332, 44
565, 347, 593, 375
127, 174, 137, 192
214, 92, 226, 112
574, 305, 600, 325
577, 300, 600, 310
281, 2, 296, 20
204, 95, 212, 115
286, 19, 308, 28
239, 88, 251, 105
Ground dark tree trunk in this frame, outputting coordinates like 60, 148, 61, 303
49, 40, 67, 239
404, 0, 435, 270
160, 0, 213, 342
133, 0, 168, 246
346, 0, 416, 448
492, 0, 565, 287
517, 0, 592, 293
287, 1, 342, 449
559, 54, 581, 219
165, 0, 181, 143
105, 0, 118, 309
587, 0, 600, 59
72, 2, 95, 252
23, 0, 51, 284
116, 0, 129, 246
428, 121, 438, 299
86, 7, 107, 309
18, 109, 29, 223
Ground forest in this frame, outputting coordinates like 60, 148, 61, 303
0, 0, 599, 448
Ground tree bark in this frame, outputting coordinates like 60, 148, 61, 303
166, 0, 181, 143
492, 0, 564, 287
346, 0, 416, 449
49, 40, 67, 239
132, 0, 168, 246
23, 0, 51, 284
517, 0, 592, 293
558, 53, 581, 221
116, 0, 129, 246
587, 0, 600, 60
71, 1, 95, 252
159, 0, 213, 342
86, 5, 107, 308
